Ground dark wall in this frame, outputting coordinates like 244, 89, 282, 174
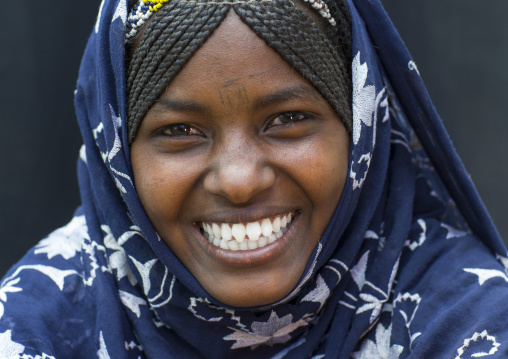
1, 1, 507, 276
381, 0, 508, 245
0, 2, 102, 276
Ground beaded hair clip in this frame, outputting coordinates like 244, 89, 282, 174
126, 0, 170, 39
302, 0, 336, 27
126, 0, 336, 39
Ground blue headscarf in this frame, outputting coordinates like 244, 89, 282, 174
1, 0, 508, 357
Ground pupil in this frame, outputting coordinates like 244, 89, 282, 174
174, 124, 190, 135
284, 113, 294, 123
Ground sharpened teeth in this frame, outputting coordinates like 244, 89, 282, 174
200, 212, 294, 251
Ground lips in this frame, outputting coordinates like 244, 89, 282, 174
198, 212, 294, 251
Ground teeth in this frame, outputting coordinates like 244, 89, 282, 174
232, 223, 246, 242
268, 233, 277, 244
221, 223, 232, 241
212, 223, 221, 239
247, 240, 258, 249
261, 218, 272, 237
228, 240, 239, 251
200, 212, 294, 251
258, 236, 268, 247
281, 215, 287, 228
272, 217, 281, 233
246, 222, 261, 241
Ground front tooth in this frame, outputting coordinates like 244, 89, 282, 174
228, 240, 239, 251
221, 223, 232, 241
239, 241, 248, 250
246, 222, 261, 241
272, 217, 281, 233
247, 240, 258, 249
231, 223, 246, 242
281, 215, 287, 228
268, 233, 277, 243
212, 223, 221, 238
261, 218, 272, 237
220, 239, 229, 249
258, 236, 268, 247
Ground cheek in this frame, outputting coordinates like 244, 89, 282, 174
288, 133, 349, 214
131, 149, 197, 227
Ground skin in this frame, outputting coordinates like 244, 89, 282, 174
131, 10, 350, 307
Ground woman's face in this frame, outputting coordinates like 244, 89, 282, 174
131, 11, 349, 307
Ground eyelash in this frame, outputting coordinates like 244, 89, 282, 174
158, 124, 204, 137
266, 111, 313, 129
156, 111, 313, 137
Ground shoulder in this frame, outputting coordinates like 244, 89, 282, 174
395, 221, 508, 358
0, 215, 102, 358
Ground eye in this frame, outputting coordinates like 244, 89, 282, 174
158, 123, 204, 137
267, 112, 312, 129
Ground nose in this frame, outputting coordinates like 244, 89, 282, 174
203, 139, 276, 204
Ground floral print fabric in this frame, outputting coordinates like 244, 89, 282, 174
2, 0, 508, 358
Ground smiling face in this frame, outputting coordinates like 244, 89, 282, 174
130, 10, 350, 307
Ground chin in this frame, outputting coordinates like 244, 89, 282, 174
203, 269, 302, 308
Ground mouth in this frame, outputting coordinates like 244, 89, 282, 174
198, 212, 295, 251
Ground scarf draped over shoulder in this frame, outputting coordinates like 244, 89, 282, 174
1, 0, 508, 358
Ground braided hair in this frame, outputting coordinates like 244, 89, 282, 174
126, 0, 352, 143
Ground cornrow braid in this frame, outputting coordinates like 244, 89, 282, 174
234, 0, 352, 133
126, 0, 183, 92
128, 3, 206, 113
325, 0, 352, 65
126, 0, 232, 142
126, 0, 352, 143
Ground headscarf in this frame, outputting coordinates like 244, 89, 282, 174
1, 0, 508, 358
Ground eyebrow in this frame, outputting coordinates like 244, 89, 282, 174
151, 98, 208, 114
150, 83, 324, 114
252, 84, 324, 110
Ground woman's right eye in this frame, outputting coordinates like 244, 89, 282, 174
158, 123, 204, 137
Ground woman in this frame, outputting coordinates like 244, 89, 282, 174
1, 0, 507, 357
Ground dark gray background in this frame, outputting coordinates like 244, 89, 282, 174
1, 1, 507, 276
0, 2, 101, 275
381, 0, 508, 243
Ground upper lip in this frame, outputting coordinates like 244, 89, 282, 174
194, 206, 298, 225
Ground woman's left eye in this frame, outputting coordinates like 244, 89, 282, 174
266, 112, 312, 129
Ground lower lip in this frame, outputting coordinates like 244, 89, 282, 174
192, 213, 300, 267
